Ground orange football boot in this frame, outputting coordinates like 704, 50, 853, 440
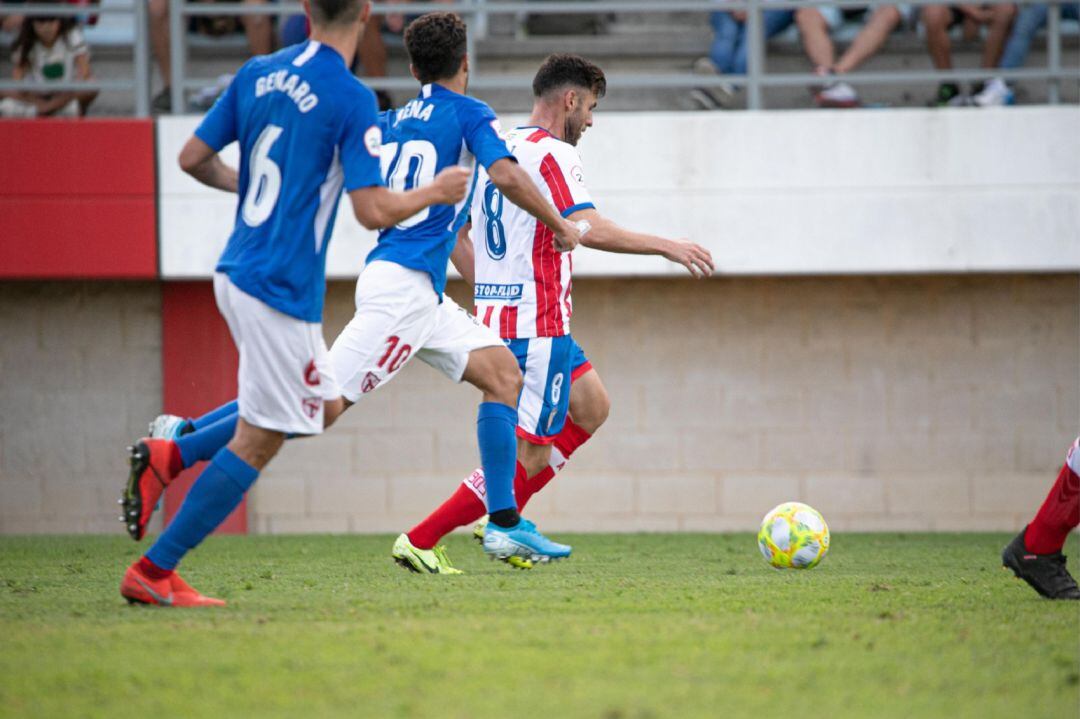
120, 438, 183, 541
120, 562, 226, 608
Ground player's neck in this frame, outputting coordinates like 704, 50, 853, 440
309, 24, 361, 67
430, 73, 468, 96
527, 104, 565, 142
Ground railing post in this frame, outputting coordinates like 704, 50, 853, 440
475, 0, 489, 39
133, 0, 150, 118
466, 1, 478, 79
1047, 1, 1062, 105
169, 0, 186, 114
745, 0, 764, 110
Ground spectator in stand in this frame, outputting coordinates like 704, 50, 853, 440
0, 5, 96, 117
795, 5, 906, 107
1, 0, 23, 33
0, 0, 97, 34
973, 1, 1080, 105
148, 0, 273, 113
921, 3, 1017, 105
691, 1, 796, 108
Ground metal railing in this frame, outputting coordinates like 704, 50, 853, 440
2, 0, 1077, 116
0, 1, 150, 115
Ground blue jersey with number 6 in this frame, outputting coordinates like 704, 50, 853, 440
195, 40, 384, 322
365, 82, 513, 298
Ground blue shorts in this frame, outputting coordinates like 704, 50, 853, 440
505, 334, 592, 444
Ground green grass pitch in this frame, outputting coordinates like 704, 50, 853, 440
1, 533, 1077, 719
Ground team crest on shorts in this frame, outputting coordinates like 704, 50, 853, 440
361, 372, 381, 394
304, 359, 320, 387
302, 396, 321, 418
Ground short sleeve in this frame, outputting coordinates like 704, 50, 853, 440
540, 143, 595, 218
338, 89, 384, 191
194, 71, 240, 151
460, 99, 514, 170
66, 28, 89, 58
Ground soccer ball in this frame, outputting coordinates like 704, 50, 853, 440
757, 502, 830, 569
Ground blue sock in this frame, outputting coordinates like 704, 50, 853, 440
175, 413, 237, 469
146, 448, 258, 570
190, 400, 239, 431
477, 402, 518, 515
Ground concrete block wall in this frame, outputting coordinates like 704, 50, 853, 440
0, 275, 1076, 535
0, 282, 162, 534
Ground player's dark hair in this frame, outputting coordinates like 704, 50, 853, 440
309, 0, 362, 27
532, 54, 606, 100
403, 12, 468, 84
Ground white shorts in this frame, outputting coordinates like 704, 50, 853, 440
330, 261, 503, 402
214, 273, 339, 436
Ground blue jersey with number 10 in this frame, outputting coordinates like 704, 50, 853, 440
366, 82, 513, 297
196, 40, 384, 323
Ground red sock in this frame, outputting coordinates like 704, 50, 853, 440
518, 419, 592, 510
137, 555, 174, 580
517, 466, 555, 512
1024, 462, 1080, 554
408, 419, 596, 549
407, 473, 489, 550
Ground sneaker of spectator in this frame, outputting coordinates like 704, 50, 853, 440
690, 56, 736, 109
930, 81, 970, 106
0, 4, 97, 117
814, 73, 860, 108
975, 2, 1079, 107
921, 3, 1017, 106
148, 0, 274, 114
972, 76, 1014, 105
796, 5, 906, 108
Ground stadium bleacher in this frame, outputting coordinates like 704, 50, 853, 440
1, 0, 1076, 115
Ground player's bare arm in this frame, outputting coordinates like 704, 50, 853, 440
450, 222, 476, 286
348, 165, 470, 230
567, 207, 715, 278
487, 157, 581, 253
178, 136, 239, 193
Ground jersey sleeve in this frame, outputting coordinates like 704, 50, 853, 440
338, 89, 385, 191
540, 143, 595, 218
194, 70, 240, 151
460, 99, 514, 169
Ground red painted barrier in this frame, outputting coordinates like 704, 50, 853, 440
0, 119, 157, 279
161, 281, 247, 534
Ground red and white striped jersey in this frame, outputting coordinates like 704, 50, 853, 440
470, 126, 595, 339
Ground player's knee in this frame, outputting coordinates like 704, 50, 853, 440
491, 361, 523, 405
574, 389, 611, 435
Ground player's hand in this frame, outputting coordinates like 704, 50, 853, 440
431, 167, 471, 205
552, 218, 582, 253
663, 240, 715, 278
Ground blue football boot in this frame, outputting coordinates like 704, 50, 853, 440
482, 518, 571, 564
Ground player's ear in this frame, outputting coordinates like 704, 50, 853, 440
461, 54, 470, 76
564, 88, 578, 112
359, 1, 372, 23
408, 63, 421, 83
301, 0, 311, 23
